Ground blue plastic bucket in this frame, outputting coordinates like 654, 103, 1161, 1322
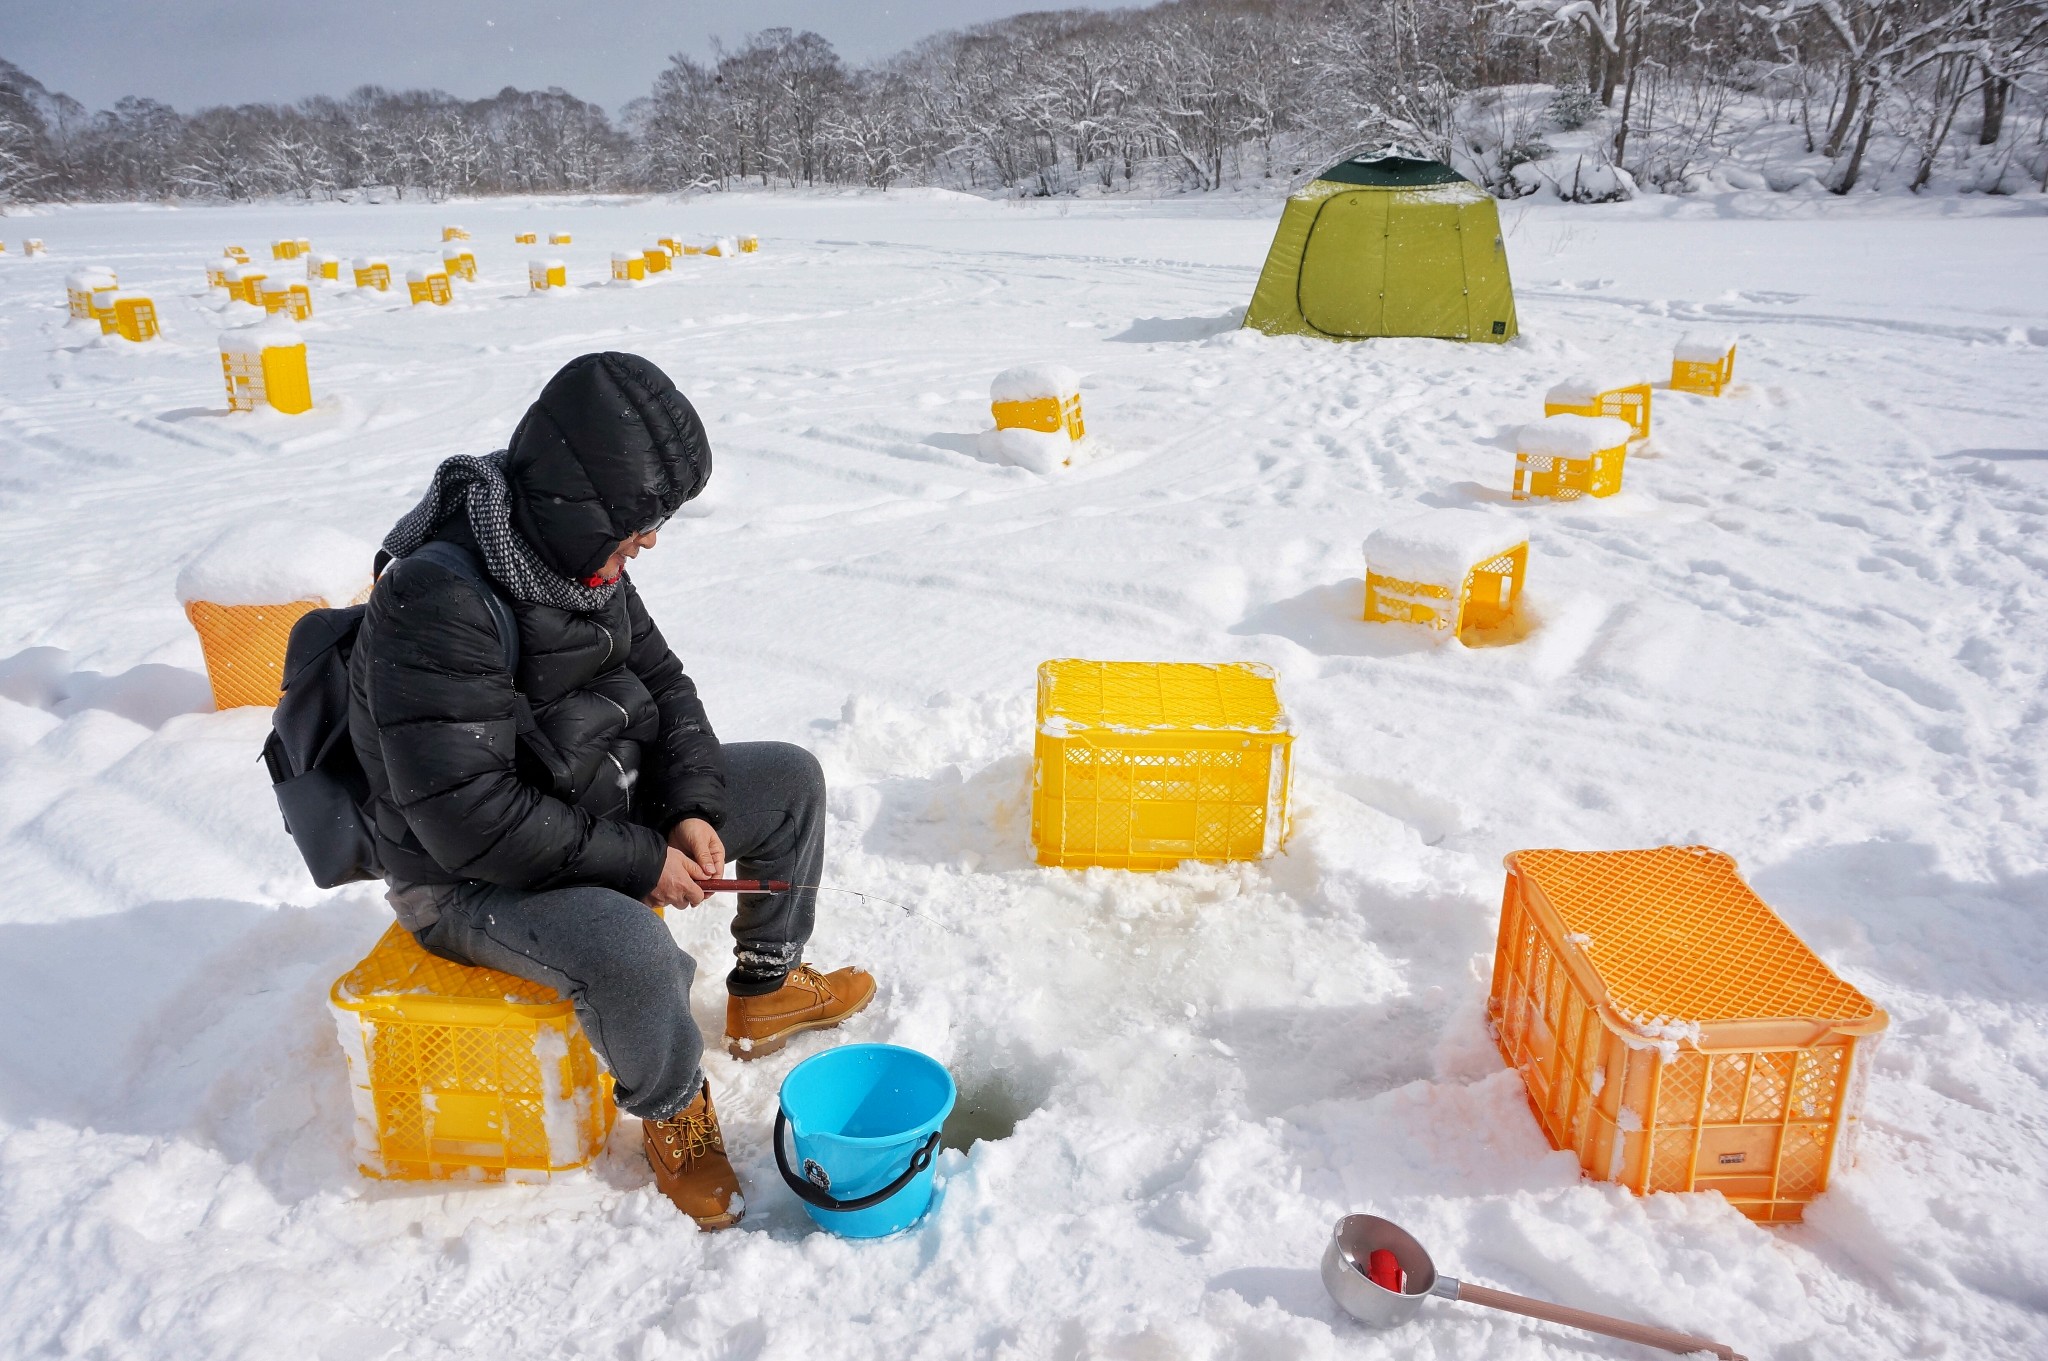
775, 1044, 956, 1238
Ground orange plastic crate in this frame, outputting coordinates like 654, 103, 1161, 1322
184, 599, 321, 708
1488, 846, 1886, 1223
331, 923, 616, 1181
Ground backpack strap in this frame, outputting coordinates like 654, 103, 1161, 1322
406, 540, 571, 795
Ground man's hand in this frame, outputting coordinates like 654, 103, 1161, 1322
646, 846, 710, 909
668, 817, 725, 878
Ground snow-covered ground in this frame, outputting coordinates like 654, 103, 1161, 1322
1, 188, 2045, 1360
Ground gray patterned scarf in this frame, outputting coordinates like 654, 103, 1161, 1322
382, 451, 621, 612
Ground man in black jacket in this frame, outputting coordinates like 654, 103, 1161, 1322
349, 351, 873, 1229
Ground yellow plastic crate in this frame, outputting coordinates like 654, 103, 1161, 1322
1672, 334, 1737, 396
331, 923, 616, 1181
261, 280, 313, 321
1362, 510, 1527, 644
23, 238, 45, 257
408, 269, 452, 305
110, 294, 159, 342
611, 253, 646, 282
529, 259, 566, 291
352, 258, 390, 291
548, 231, 573, 245
643, 248, 670, 273
1031, 660, 1293, 871
1544, 377, 1652, 441
67, 270, 117, 320
1513, 415, 1632, 502
1488, 846, 1887, 1224
306, 253, 340, 282
271, 238, 303, 260
442, 225, 470, 241
514, 231, 538, 245
224, 244, 249, 261
739, 235, 760, 253
219, 327, 312, 416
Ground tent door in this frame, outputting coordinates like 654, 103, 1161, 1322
1296, 192, 1388, 337
1382, 200, 1470, 339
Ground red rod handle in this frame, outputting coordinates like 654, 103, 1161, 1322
697, 879, 792, 893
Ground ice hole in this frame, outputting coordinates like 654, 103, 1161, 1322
940, 1058, 1051, 1152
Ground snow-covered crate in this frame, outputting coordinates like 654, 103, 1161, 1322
1513, 414, 1632, 501
206, 256, 238, 290
442, 250, 477, 282
306, 253, 340, 282
177, 521, 369, 709
224, 244, 249, 261
407, 268, 451, 306
66, 268, 117, 320
225, 265, 267, 306
270, 238, 303, 261
331, 923, 615, 1182
514, 230, 537, 245
89, 289, 120, 333
109, 294, 158, 342
529, 259, 566, 291
260, 279, 313, 321
548, 230, 572, 246
441, 225, 470, 242
991, 363, 1085, 443
219, 321, 312, 418
642, 247, 670, 274
610, 252, 646, 283
739, 235, 760, 253
23, 238, 45, 256
352, 257, 390, 291
1544, 375, 1652, 442
1032, 660, 1293, 872
1363, 509, 1527, 643
1489, 846, 1888, 1225
1672, 332, 1737, 396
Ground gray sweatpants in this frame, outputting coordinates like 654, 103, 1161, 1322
389, 741, 826, 1121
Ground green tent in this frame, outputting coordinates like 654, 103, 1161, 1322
1243, 154, 1518, 343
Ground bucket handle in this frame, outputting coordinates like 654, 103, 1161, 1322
774, 1109, 944, 1214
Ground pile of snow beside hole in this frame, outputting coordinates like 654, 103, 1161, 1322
174, 522, 376, 606
1675, 331, 1739, 362
991, 363, 1080, 403
1519, 413, 1635, 456
1365, 508, 1527, 584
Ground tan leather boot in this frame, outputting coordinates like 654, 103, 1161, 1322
726, 963, 876, 1059
642, 1080, 744, 1229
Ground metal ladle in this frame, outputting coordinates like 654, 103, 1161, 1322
1320, 1214, 1748, 1360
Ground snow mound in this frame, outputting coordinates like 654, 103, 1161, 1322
1519, 413, 1634, 456
991, 363, 1080, 403
1365, 509, 1527, 585
978, 426, 1076, 474
174, 521, 376, 606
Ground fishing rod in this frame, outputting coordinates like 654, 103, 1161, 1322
694, 879, 959, 933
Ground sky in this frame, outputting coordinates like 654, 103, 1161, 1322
4, 0, 1153, 115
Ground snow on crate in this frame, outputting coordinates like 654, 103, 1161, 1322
1517, 413, 1635, 457
1674, 331, 1740, 363
175, 520, 375, 609
1363, 508, 1527, 587
983, 362, 1088, 472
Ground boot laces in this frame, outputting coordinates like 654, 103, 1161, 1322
656, 1103, 723, 1162
788, 963, 831, 997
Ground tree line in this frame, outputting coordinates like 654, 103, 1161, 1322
3, 0, 2044, 205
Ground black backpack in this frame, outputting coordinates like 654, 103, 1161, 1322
261, 541, 520, 888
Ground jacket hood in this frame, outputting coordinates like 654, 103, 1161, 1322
503, 352, 711, 581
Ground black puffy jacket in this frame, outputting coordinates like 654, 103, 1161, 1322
349, 353, 720, 898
